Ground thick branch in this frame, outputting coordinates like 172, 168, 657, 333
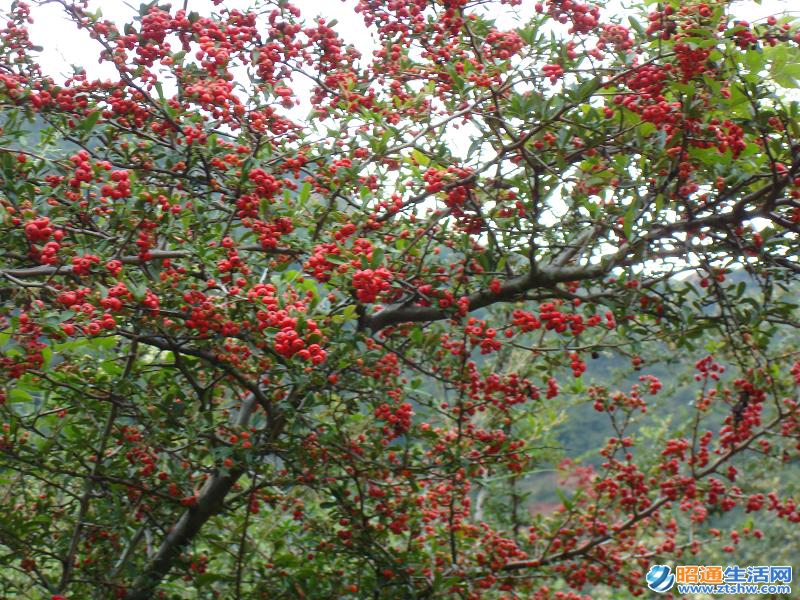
364, 169, 798, 332
500, 410, 788, 571
1, 246, 296, 280
1, 250, 189, 278
123, 393, 274, 600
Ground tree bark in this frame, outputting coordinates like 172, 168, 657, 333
123, 394, 272, 600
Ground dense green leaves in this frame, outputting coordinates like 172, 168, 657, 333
0, 0, 799, 598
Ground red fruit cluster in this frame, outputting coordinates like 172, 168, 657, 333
639, 374, 663, 395
590, 384, 648, 413
248, 168, 283, 199
645, 5, 676, 38
731, 21, 759, 49
305, 242, 340, 282
374, 401, 413, 439
546, 376, 559, 399
715, 121, 746, 158
483, 29, 525, 61
352, 268, 391, 303
694, 355, 724, 381
568, 352, 586, 378
99, 169, 131, 200
23, 217, 54, 242
249, 216, 294, 249
1, 312, 45, 379
465, 317, 501, 355
186, 77, 243, 117
134, 220, 158, 259
247, 283, 327, 363
624, 63, 667, 99
100, 282, 132, 312
596, 24, 633, 53
674, 43, 710, 82
542, 63, 564, 83
67, 150, 94, 189
455, 362, 542, 411
422, 166, 475, 211
22, 217, 64, 265
71, 254, 101, 276
536, 0, 601, 35
57, 288, 90, 308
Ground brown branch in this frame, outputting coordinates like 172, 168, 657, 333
56, 401, 118, 592
1, 250, 189, 278
363, 166, 799, 332
1, 246, 297, 280
57, 341, 136, 591
123, 391, 286, 600
501, 409, 789, 571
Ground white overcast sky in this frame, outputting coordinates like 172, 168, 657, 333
16, 0, 797, 270
26, 0, 795, 84
21, 0, 797, 155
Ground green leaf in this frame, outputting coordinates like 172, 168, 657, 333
370, 247, 384, 268
572, 77, 599, 102
555, 488, 573, 509
744, 49, 765, 75
774, 64, 800, 88
8, 387, 32, 403
411, 148, 430, 167
623, 202, 636, 239
78, 111, 101, 133
298, 181, 312, 204
628, 16, 644, 35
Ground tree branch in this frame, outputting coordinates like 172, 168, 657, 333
364, 168, 799, 332
123, 392, 282, 599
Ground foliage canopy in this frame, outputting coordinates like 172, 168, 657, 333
1, 0, 799, 597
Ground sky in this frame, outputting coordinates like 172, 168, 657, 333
27, 0, 375, 82
18, 0, 796, 253
21, 0, 797, 157
26, 0, 796, 86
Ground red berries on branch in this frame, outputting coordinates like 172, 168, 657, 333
352, 268, 392, 303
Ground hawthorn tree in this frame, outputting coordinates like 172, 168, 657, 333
1, 0, 799, 597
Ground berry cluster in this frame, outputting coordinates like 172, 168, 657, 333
542, 63, 564, 83
352, 268, 392, 303
374, 402, 413, 439
536, 0, 601, 35
483, 29, 525, 61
